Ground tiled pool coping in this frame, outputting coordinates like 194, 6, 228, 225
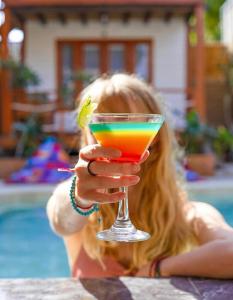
0, 182, 56, 196
1, 163, 233, 197
0, 277, 232, 300
186, 179, 233, 191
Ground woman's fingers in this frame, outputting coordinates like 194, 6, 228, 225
88, 160, 140, 176
76, 175, 139, 204
77, 175, 140, 191
77, 145, 149, 177
79, 144, 121, 161
85, 190, 126, 204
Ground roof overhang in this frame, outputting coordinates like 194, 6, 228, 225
4, 0, 203, 25
5, 0, 203, 8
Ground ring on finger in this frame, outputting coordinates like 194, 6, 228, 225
87, 160, 97, 176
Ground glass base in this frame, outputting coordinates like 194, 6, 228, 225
96, 225, 151, 242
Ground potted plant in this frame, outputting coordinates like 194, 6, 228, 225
213, 126, 233, 163
181, 110, 217, 176
0, 58, 40, 89
59, 69, 94, 109
0, 58, 40, 104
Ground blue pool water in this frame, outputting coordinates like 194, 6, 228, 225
0, 204, 70, 278
0, 190, 232, 278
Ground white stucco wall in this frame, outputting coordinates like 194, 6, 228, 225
26, 18, 187, 128
221, 0, 233, 52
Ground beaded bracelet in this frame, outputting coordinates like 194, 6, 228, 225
69, 176, 99, 216
149, 257, 165, 278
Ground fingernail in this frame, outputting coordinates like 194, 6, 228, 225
130, 176, 140, 183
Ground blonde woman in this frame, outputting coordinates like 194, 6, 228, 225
47, 74, 233, 279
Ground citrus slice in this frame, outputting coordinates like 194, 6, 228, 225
77, 96, 97, 129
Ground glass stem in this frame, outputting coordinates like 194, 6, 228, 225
112, 186, 135, 232
117, 187, 129, 222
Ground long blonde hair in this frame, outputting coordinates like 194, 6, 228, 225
77, 74, 196, 271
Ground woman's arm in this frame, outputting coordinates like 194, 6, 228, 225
161, 202, 233, 279
161, 239, 233, 278
47, 179, 89, 236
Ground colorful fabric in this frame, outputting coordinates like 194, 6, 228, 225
7, 137, 72, 183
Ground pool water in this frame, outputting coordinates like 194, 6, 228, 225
0, 190, 232, 278
0, 204, 70, 278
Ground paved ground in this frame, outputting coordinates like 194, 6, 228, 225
186, 163, 233, 191
0, 277, 233, 300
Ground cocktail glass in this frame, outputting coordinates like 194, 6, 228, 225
89, 113, 164, 242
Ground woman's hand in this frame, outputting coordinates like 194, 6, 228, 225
74, 144, 149, 207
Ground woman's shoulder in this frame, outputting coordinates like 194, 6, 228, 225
184, 200, 231, 243
186, 201, 225, 223
52, 177, 73, 197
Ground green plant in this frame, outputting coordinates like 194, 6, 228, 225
181, 111, 233, 162
213, 126, 233, 162
205, 0, 226, 41
71, 70, 94, 83
0, 58, 40, 89
15, 114, 44, 157
59, 69, 94, 108
181, 111, 216, 154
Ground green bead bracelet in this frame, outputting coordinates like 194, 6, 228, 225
69, 176, 99, 216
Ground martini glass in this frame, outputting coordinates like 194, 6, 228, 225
89, 113, 164, 242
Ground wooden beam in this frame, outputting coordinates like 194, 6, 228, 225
57, 12, 67, 24
0, 11, 9, 59
20, 21, 26, 63
194, 3, 205, 121
184, 11, 193, 24
79, 12, 88, 25
122, 12, 130, 24
164, 11, 173, 22
0, 7, 12, 135
125, 41, 135, 73
14, 12, 26, 26
36, 12, 47, 24
143, 11, 152, 23
5, 5, 198, 18
4, 0, 204, 8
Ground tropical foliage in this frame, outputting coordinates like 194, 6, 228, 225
181, 111, 233, 162
205, 0, 226, 41
0, 58, 40, 88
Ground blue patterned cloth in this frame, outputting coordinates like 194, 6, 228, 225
8, 137, 72, 183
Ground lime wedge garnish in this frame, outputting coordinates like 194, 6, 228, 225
77, 96, 97, 129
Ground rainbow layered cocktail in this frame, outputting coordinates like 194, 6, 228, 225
89, 122, 162, 162
89, 113, 164, 242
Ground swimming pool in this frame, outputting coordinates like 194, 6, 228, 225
0, 199, 70, 278
0, 188, 232, 278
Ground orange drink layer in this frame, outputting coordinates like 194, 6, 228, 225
89, 122, 162, 162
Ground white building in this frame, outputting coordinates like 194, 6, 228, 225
221, 0, 233, 52
0, 0, 205, 140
